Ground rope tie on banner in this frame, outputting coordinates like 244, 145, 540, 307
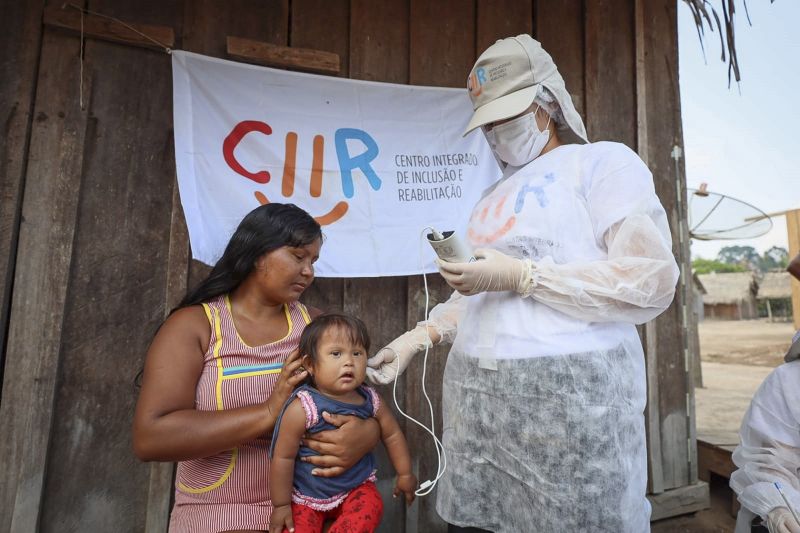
63, 3, 172, 109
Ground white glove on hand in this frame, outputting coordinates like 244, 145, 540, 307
768, 507, 800, 533
366, 326, 434, 385
438, 248, 533, 296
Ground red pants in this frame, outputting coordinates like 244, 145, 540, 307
286, 481, 383, 533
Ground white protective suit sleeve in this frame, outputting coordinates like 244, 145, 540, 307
365, 291, 468, 385
528, 212, 679, 324
522, 145, 679, 325
422, 290, 468, 345
729, 361, 800, 532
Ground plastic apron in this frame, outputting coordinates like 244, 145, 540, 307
435, 144, 651, 532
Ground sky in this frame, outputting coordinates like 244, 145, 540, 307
677, 0, 800, 260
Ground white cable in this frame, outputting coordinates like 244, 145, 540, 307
387, 226, 447, 496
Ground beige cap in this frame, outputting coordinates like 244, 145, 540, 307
464, 34, 588, 145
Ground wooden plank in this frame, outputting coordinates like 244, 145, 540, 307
647, 481, 709, 522
183, 0, 288, 59
292, 0, 349, 77
350, 0, 409, 83
35, 1, 184, 529
585, 0, 636, 147
476, 0, 532, 55
183, 0, 289, 295
348, 6, 410, 528
343, 277, 409, 533
697, 440, 735, 481
287, 0, 348, 315
144, 157, 189, 533
0, 33, 90, 532
0, 0, 44, 413
226, 36, 340, 75
408, 2, 475, 531
43, 3, 174, 51
645, 320, 665, 494
635, 0, 694, 490
535, 0, 585, 119
410, 0, 476, 89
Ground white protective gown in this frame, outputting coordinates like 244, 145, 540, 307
730, 361, 800, 533
426, 141, 679, 532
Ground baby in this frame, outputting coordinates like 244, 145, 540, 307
269, 313, 417, 533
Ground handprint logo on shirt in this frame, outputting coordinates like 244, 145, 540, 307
468, 173, 556, 246
468, 193, 517, 246
222, 121, 382, 225
514, 173, 555, 212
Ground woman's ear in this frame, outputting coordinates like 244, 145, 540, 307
254, 252, 269, 271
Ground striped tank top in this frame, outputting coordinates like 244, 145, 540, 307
169, 294, 311, 533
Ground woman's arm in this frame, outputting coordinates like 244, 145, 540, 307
132, 306, 307, 462
300, 412, 381, 477
269, 399, 306, 533
374, 397, 416, 504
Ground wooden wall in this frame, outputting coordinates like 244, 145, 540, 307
0, 0, 699, 531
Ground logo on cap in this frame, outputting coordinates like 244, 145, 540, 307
467, 67, 487, 97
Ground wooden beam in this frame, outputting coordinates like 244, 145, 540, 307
647, 482, 710, 522
226, 36, 340, 75
42, 4, 174, 52
744, 208, 799, 222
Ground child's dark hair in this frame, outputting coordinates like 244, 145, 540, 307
299, 313, 371, 360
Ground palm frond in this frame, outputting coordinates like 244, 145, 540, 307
681, 0, 775, 86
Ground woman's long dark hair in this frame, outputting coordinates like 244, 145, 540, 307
178, 203, 322, 310
135, 204, 321, 389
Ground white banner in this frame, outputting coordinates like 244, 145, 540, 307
172, 51, 500, 277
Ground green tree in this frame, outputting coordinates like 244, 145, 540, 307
692, 258, 748, 275
761, 246, 789, 271
717, 245, 761, 271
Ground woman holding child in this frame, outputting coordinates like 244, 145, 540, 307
133, 203, 381, 533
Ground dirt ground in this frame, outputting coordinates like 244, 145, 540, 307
695, 318, 793, 443
698, 318, 795, 366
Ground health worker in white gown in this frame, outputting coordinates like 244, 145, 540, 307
367, 34, 680, 533
730, 332, 800, 533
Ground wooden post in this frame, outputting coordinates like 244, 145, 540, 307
635, 0, 707, 516
786, 209, 800, 329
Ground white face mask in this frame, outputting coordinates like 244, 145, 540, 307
485, 109, 551, 167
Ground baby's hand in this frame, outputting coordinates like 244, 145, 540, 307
269, 504, 294, 533
393, 473, 418, 505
